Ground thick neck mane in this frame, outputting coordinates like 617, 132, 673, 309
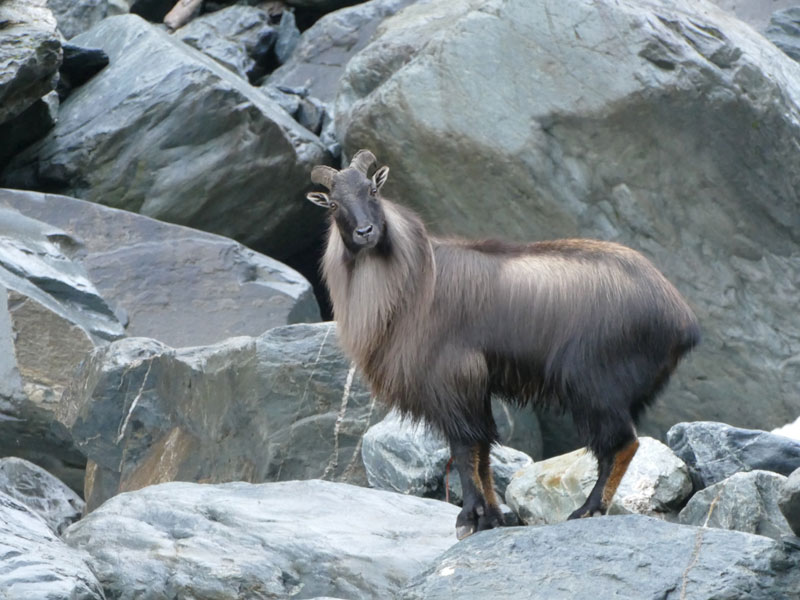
322, 200, 435, 365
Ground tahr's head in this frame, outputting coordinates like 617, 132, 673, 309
307, 150, 390, 254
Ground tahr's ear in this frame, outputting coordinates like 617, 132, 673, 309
372, 166, 389, 190
306, 192, 332, 208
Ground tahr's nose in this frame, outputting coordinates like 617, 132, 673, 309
355, 224, 374, 238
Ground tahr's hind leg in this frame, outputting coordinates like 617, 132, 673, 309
568, 434, 639, 520
451, 440, 503, 539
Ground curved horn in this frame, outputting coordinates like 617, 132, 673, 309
349, 150, 376, 174
311, 165, 338, 189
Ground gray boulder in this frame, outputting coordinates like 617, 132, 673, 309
711, 0, 799, 32
679, 470, 793, 540
0, 0, 61, 126
335, 0, 800, 443
400, 514, 800, 599
667, 421, 800, 489
46, 0, 128, 39
0, 491, 105, 600
57, 322, 386, 511
174, 4, 276, 82
268, 0, 417, 104
0, 188, 320, 348
2, 14, 332, 258
779, 466, 800, 536
0, 203, 125, 492
506, 437, 692, 524
766, 6, 800, 62
0, 456, 83, 534
362, 408, 534, 500
63, 479, 459, 600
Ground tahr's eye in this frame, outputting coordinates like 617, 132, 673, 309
369, 186, 377, 197
329, 202, 338, 210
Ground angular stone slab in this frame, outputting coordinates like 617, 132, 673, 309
64, 479, 459, 600
0, 0, 61, 125
679, 470, 792, 540
2, 14, 331, 258
667, 421, 800, 489
0, 456, 84, 535
0, 188, 320, 348
400, 514, 800, 600
268, 0, 417, 104
0, 491, 104, 600
58, 323, 386, 511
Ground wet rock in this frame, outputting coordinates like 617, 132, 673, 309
0, 0, 61, 126
63, 479, 459, 600
679, 470, 792, 540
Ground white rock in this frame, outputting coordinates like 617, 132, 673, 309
505, 437, 692, 524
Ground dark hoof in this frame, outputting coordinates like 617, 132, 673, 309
567, 502, 605, 520
456, 504, 504, 539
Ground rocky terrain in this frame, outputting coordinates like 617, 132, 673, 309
1, 0, 799, 598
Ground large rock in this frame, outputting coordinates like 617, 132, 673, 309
0, 188, 320, 348
2, 14, 332, 258
711, 0, 799, 31
505, 437, 692, 524
174, 4, 276, 82
0, 203, 125, 491
400, 515, 800, 599
63, 479, 459, 600
0, 0, 61, 126
778, 466, 800, 536
0, 491, 105, 600
766, 7, 800, 62
335, 0, 800, 443
268, 0, 417, 104
57, 323, 386, 511
679, 470, 793, 540
46, 0, 128, 39
362, 408, 535, 500
0, 456, 84, 534
667, 421, 800, 489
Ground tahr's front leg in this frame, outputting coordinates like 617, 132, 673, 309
451, 440, 503, 539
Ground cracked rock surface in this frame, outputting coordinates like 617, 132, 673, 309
58, 322, 385, 511
63, 479, 459, 600
400, 514, 800, 600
